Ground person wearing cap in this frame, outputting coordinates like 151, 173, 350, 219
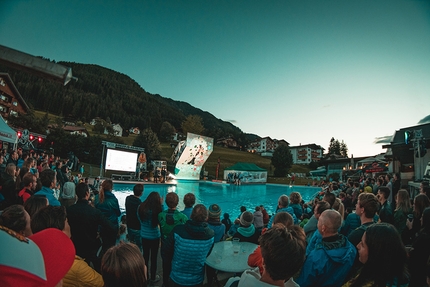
60, 182, 76, 208
206, 203, 226, 287
164, 204, 215, 287
232, 211, 260, 244
0, 226, 75, 287
34, 169, 60, 206
31, 205, 104, 287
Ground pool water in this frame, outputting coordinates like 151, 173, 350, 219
113, 181, 321, 219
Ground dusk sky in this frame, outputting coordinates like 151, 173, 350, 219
1, 0, 430, 157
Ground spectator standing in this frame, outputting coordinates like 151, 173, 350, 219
159, 192, 188, 287
377, 186, 394, 224
125, 184, 143, 252
94, 179, 120, 254
181, 192, 195, 219
138, 191, 163, 284
164, 204, 215, 287
67, 183, 115, 272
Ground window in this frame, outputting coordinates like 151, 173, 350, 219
10, 110, 18, 117
12, 101, 18, 106
0, 95, 8, 102
0, 105, 7, 113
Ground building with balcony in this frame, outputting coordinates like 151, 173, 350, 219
247, 137, 289, 157
0, 73, 29, 119
290, 143, 324, 164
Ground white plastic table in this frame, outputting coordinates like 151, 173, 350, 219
205, 241, 258, 273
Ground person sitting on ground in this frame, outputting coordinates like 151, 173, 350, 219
343, 223, 409, 287
248, 211, 294, 276
268, 195, 298, 227
181, 192, 195, 219
164, 204, 215, 287
34, 169, 60, 206
232, 211, 261, 244
159, 192, 188, 287
296, 210, 356, 287
31, 205, 104, 287
0, 226, 75, 287
0, 204, 32, 237
225, 224, 306, 287
101, 243, 148, 287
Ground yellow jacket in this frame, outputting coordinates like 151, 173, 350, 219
63, 256, 104, 287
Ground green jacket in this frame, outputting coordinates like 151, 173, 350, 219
158, 209, 188, 239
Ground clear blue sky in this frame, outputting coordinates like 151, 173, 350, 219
1, 0, 430, 157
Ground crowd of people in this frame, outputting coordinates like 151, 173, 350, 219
1, 147, 430, 287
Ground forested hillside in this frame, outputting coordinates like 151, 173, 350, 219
0, 61, 247, 143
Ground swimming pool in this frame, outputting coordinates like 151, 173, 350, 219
113, 181, 322, 219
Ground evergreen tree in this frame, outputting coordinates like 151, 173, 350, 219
271, 144, 293, 177
340, 140, 348, 158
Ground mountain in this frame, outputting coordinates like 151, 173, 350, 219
0, 61, 251, 145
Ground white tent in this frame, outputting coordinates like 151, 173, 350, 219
0, 116, 17, 147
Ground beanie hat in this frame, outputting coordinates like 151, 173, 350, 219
0, 226, 75, 287
240, 211, 254, 227
61, 182, 76, 199
208, 204, 221, 219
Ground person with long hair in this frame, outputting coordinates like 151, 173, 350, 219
94, 179, 120, 253
343, 223, 409, 287
393, 189, 413, 243
405, 194, 430, 245
408, 207, 430, 287
101, 243, 147, 287
138, 191, 163, 284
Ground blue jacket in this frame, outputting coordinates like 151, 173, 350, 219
94, 191, 120, 227
268, 206, 298, 227
207, 220, 226, 243
341, 213, 361, 236
139, 210, 161, 240
290, 203, 303, 220
163, 220, 214, 286
297, 233, 356, 287
35, 186, 60, 206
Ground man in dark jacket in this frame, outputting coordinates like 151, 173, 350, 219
66, 182, 115, 272
125, 183, 143, 252
164, 204, 215, 287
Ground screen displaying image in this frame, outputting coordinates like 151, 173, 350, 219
105, 149, 138, 172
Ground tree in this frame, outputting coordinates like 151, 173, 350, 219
271, 144, 293, 177
181, 115, 204, 135
159, 121, 175, 142
133, 128, 161, 162
340, 140, 348, 158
